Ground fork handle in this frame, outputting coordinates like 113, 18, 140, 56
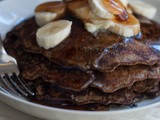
0, 35, 3, 53
0, 42, 3, 54
0, 34, 7, 55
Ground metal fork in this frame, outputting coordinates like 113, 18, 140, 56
0, 35, 34, 97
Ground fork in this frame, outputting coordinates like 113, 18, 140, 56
0, 35, 34, 96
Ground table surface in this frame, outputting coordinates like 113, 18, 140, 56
0, 101, 43, 120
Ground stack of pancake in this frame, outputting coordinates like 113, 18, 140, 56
3, 14, 160, 110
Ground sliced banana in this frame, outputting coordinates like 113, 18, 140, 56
68, 0, 129, 20
127, 6, 133, 14
108, 14, 140, 37
129, 1, 157, 19
35, 2, 67, 26
68, 0, 98, 20
36, 20, 72, 50
88, 0, 128, 19
68, 0, 87, 14
35, 12, 57, 27
84, 19, 111, 33
120, 0, 128, 7
66, 0, 140, 37
88, 0, 114, 19
74, 4, 98, 20
85, 14, 140, 37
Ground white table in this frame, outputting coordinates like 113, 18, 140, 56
0, 101, 43, 120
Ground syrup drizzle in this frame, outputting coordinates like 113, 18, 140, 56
102, 0, 128, 21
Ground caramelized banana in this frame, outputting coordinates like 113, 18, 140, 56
35, 2, 67, 26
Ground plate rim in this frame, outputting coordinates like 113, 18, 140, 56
1, 90, 160, 114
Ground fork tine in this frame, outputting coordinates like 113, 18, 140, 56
0, 33, 34, 97
5, 73, 28, 96
0, 79, 10, 95
13, 73, 34, 96
0, 75, 21, 96
0, 86, 12, 95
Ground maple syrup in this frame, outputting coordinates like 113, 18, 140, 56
113, 14, 139, 25
102, 0, 128, 21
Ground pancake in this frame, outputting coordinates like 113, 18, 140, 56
3, 5, 160, 110
33, 79, 160, 106
5, 16, 160, 73
92, 65, 160, 93
4, 33, 160, 93
135, 14, 160, 44
5, 47, 95, 92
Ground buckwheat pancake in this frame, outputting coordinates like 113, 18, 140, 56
4, 33, 160, 93
34, 79, 160, 106
3, 1, 160, 111
5, 15, 160, 72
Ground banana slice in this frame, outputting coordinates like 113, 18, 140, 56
120, 0, 128, 7
68, 0, 98, 20
68, 0, 129, 20
127, 6, 133, 14
35, 12, 57, 27
85, 20, 111, 33
35, 2, 67, 26
129, 1, 157, 19
85, 14, 140, 37
88, 0, 128, 20
88, 0, 114, 19
36, 20, 72, 50
67, 0, 139, 37
108, 14, 140, 37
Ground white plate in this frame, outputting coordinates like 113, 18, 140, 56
0, 0, 160, 120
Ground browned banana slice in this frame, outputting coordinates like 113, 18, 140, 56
35, 2, 67, 26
